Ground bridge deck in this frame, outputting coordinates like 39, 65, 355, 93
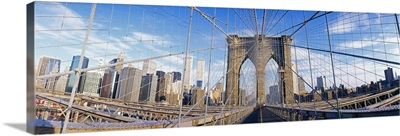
240, 107, 285, 124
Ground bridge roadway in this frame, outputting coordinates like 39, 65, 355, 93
240, 107, 286, 124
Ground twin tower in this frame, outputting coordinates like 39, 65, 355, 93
225, 35, 295, 106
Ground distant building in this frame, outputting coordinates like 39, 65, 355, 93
172, 71, 182, 82
171, 81, 182, 94
298, 77, 306, 94
54, 66, 70, 92
316, 76, 327, 91
139, 74, 158, 103
65, 55, 89, 93
183, 57, 193, 91
100, 73, 111, 98
99, 56, 126, 99
142, 60, 157, 75
36, 56, 61, 77
36, 56, 61, 90
165, 72, 174, 94
191, 88, 205, 107
156, 71, 167, 102
269, 85, 281, 103
384, 67, 394, 86
81, 71, 103, 97
196, 59, 205, 88
168, 80, 182, 105
115, 65, 142, 102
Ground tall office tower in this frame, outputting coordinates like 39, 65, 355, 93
108, 58, 117, 71
165, 72, 174, 94
183, 57, 193, 92
139, 74, 158, 103
96, 59, 105, 95
45, 59, 61, 90
54, 66, 70, 92
142, 60, 157, 75
169, 80, 182, 105
100, 72, 113, 98
156, 71, 166, 102
172, 71, 181, 82
36, 56, 61, 89
269, 85, 281, 103
107, 52, 124, 73
81, 71, 103, 97
196, 59, 205, 88
99, 56, 123, 99
65, 55, 89, 93
100, 72, 116, 98
115, 65, 142, 102
298, 77, 306, 92
316, 76, 327, 91
171, 81, 182, 94
384, 67, 394, 86
292, 62, 299, 95
164, 72, 174, 102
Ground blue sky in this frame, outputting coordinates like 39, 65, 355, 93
34, 1, 400, 97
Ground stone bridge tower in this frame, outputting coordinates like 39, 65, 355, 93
224, 35, 294, 106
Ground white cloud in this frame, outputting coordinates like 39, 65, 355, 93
329, 13, 357, 34
337, 34, 399, 49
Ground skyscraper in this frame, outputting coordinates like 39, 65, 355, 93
65, 55, 89, 93
142, 60, 157, 75
156, 71, 166, 102
54, 66, 70, 92
196, 59, 205, 88
316, 76, 327, 91
115, 65, 142, 102
99, 56, 124, 99
167, 79, 182, 105
191, 88, 205, 107
298, 77, 306, 94
81, 71, 103, 97
183, 57, 193, 91
46, 59, 62, 90
172, 71, 181, 82
108, 58, 117, 70
100, 72, 116, 98
115, 52, 124, 73
107, 53, 124, 72
384, 67, 394, 86
269, 85, 281, 103
164, 72, 174, 103
36, 56, 61, 89
139, 74, 158, 103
